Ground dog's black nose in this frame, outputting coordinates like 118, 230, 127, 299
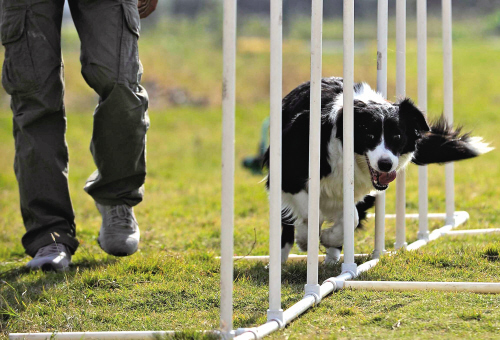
378, 158, 393, 172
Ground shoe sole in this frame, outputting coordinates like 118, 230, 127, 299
27, 263, 69, 272
97, 233, 137, 257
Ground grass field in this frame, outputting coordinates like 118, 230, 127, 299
1, 17, 500, 339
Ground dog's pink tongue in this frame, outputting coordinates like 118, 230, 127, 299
379, 171, 397, 185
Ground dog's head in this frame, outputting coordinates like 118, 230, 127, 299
336, 97, 429, 191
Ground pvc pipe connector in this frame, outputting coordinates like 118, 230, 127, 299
341, 262, 358, 278
236, 327, 259, 340
235, 328, 254, 336
372, 249, 387, 259
417, 230, 430, 241
322, 278, 337, 291
304, 283, 322, 305
394, 241, 408, 250
304, 292, 321, 305
323, 277, 345, 291
222, 330, 235, 340
266, 309, 284, 329
269, 318, 285, 330
341, 270, 357, 279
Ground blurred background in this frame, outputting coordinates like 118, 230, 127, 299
2, 0, 500, 112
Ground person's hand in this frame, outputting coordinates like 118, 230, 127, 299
138, 0, 158, 19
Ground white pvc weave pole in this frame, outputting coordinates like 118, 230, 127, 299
267, 0, 283, 323
443, 0, 455, 226
394, 0, 407, 250
220, 0, 236, 335
305, 0, 323, 302
342, 0, 357, 274
373, 0, 388, 259
417, 0, 429, 240
306, 0, 323, 300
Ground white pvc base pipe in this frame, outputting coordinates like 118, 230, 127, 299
443, 229, 500, 235
229, 254, 370, 262
406, 211, 468, 251
9, 331, 229, 340
368, 211, 467, 220
345, 281, 500, 293
9, 331, 177, 340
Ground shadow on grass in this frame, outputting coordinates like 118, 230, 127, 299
0, 253, 119, 331
0, 255, 119, 282
233, 255, 371, 286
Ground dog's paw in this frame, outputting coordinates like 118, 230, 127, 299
324, 247, 342, 265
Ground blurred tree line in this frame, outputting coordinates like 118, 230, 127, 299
1, 1, 497, 32
141, 0, 500, 36
163, 0, 500, 19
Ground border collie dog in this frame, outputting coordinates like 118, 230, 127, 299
264, 77, 492, 264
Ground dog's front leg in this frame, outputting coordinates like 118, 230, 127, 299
294, 218, 324, 251
294, 218, 309, 252
321, 206, 359, 265
321, 222, 344, 265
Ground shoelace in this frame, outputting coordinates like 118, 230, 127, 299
108, 205, 136, 228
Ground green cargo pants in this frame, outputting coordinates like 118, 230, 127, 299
1, 0, 149, 257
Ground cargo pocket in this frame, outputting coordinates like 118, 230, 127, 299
1, 6, 38, 95
123, 1, 140, 39
120, 1, 141, 86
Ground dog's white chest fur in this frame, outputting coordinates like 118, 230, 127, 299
281, 128, 374, 223
318, 128, 373, 222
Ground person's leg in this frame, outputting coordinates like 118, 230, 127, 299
1, 0, 79, 259
68, 0, 149, 256
68, 0, 149, 207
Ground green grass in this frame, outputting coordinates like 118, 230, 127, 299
1, 18, 500, 339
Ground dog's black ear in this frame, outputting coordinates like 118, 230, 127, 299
398, 98, 430, 135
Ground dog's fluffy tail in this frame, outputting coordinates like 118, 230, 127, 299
412, 115, 493, 166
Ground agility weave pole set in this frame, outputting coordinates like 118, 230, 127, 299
9, 1, 500, 339
231, 1, 500, 339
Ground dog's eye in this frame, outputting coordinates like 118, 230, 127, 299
393, 135, 401, 141
367, 134, 375, 140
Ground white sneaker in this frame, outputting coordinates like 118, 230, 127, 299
96, 203, 140, 256
26, 243, 71, 272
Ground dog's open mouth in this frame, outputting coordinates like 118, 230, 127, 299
365, 155, 397, 191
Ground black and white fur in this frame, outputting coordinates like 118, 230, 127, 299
264, 77, 492, 264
